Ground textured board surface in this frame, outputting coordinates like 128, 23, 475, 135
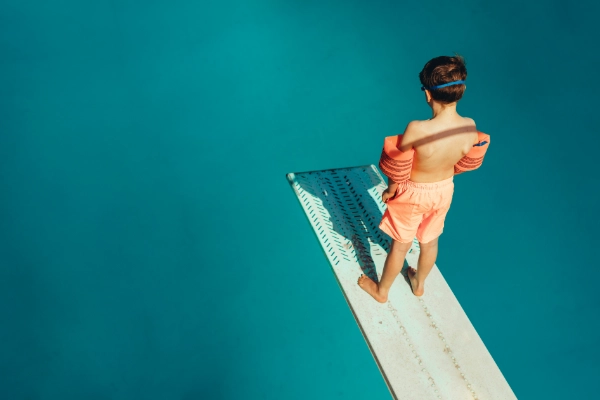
286, 165, 516, 400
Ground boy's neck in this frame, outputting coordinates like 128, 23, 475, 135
430, 101, 458, 119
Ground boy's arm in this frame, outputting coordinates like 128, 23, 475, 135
384, 177, 399, 199
454, 132, 490, 175
380, 122, 417, 202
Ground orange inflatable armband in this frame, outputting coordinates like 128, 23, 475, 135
454, 132, 490, 174
378, 135, 415, 183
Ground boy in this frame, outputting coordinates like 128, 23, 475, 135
358, 55, 490, 300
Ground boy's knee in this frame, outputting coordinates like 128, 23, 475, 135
391, 239, 412, 252
419, 237, 439, 249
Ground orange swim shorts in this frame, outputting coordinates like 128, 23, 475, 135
379, 176, 454, 244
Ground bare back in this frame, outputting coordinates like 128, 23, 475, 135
402, 116, 478, 183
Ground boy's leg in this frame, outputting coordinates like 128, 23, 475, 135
358, 239, 412, 303
407, 237, 439, 296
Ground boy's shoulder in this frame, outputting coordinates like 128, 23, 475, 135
398, 120, 427, 151
407, 116, 477, 137
399, 117, 477, 150
402, 118, 438, 138
409, 116, 476, 128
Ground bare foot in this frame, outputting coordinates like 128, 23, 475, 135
357, 274, 388, 303
407, 267, 424, 297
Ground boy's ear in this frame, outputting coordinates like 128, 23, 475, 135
425, 90, 432, 102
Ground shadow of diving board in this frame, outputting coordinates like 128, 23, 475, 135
286, 165, 516, 400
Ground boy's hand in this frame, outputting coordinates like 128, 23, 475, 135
382, 188, 396, 203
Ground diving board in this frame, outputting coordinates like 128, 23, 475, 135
286, 165, 516, 400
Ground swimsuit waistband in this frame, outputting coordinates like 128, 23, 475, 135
399, 176, 454, 192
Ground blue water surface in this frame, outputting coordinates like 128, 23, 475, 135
1, 1, 599, 399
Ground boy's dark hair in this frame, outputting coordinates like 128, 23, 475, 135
419, 55, 467, 104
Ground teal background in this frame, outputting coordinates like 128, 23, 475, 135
1, 1, 598, 399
